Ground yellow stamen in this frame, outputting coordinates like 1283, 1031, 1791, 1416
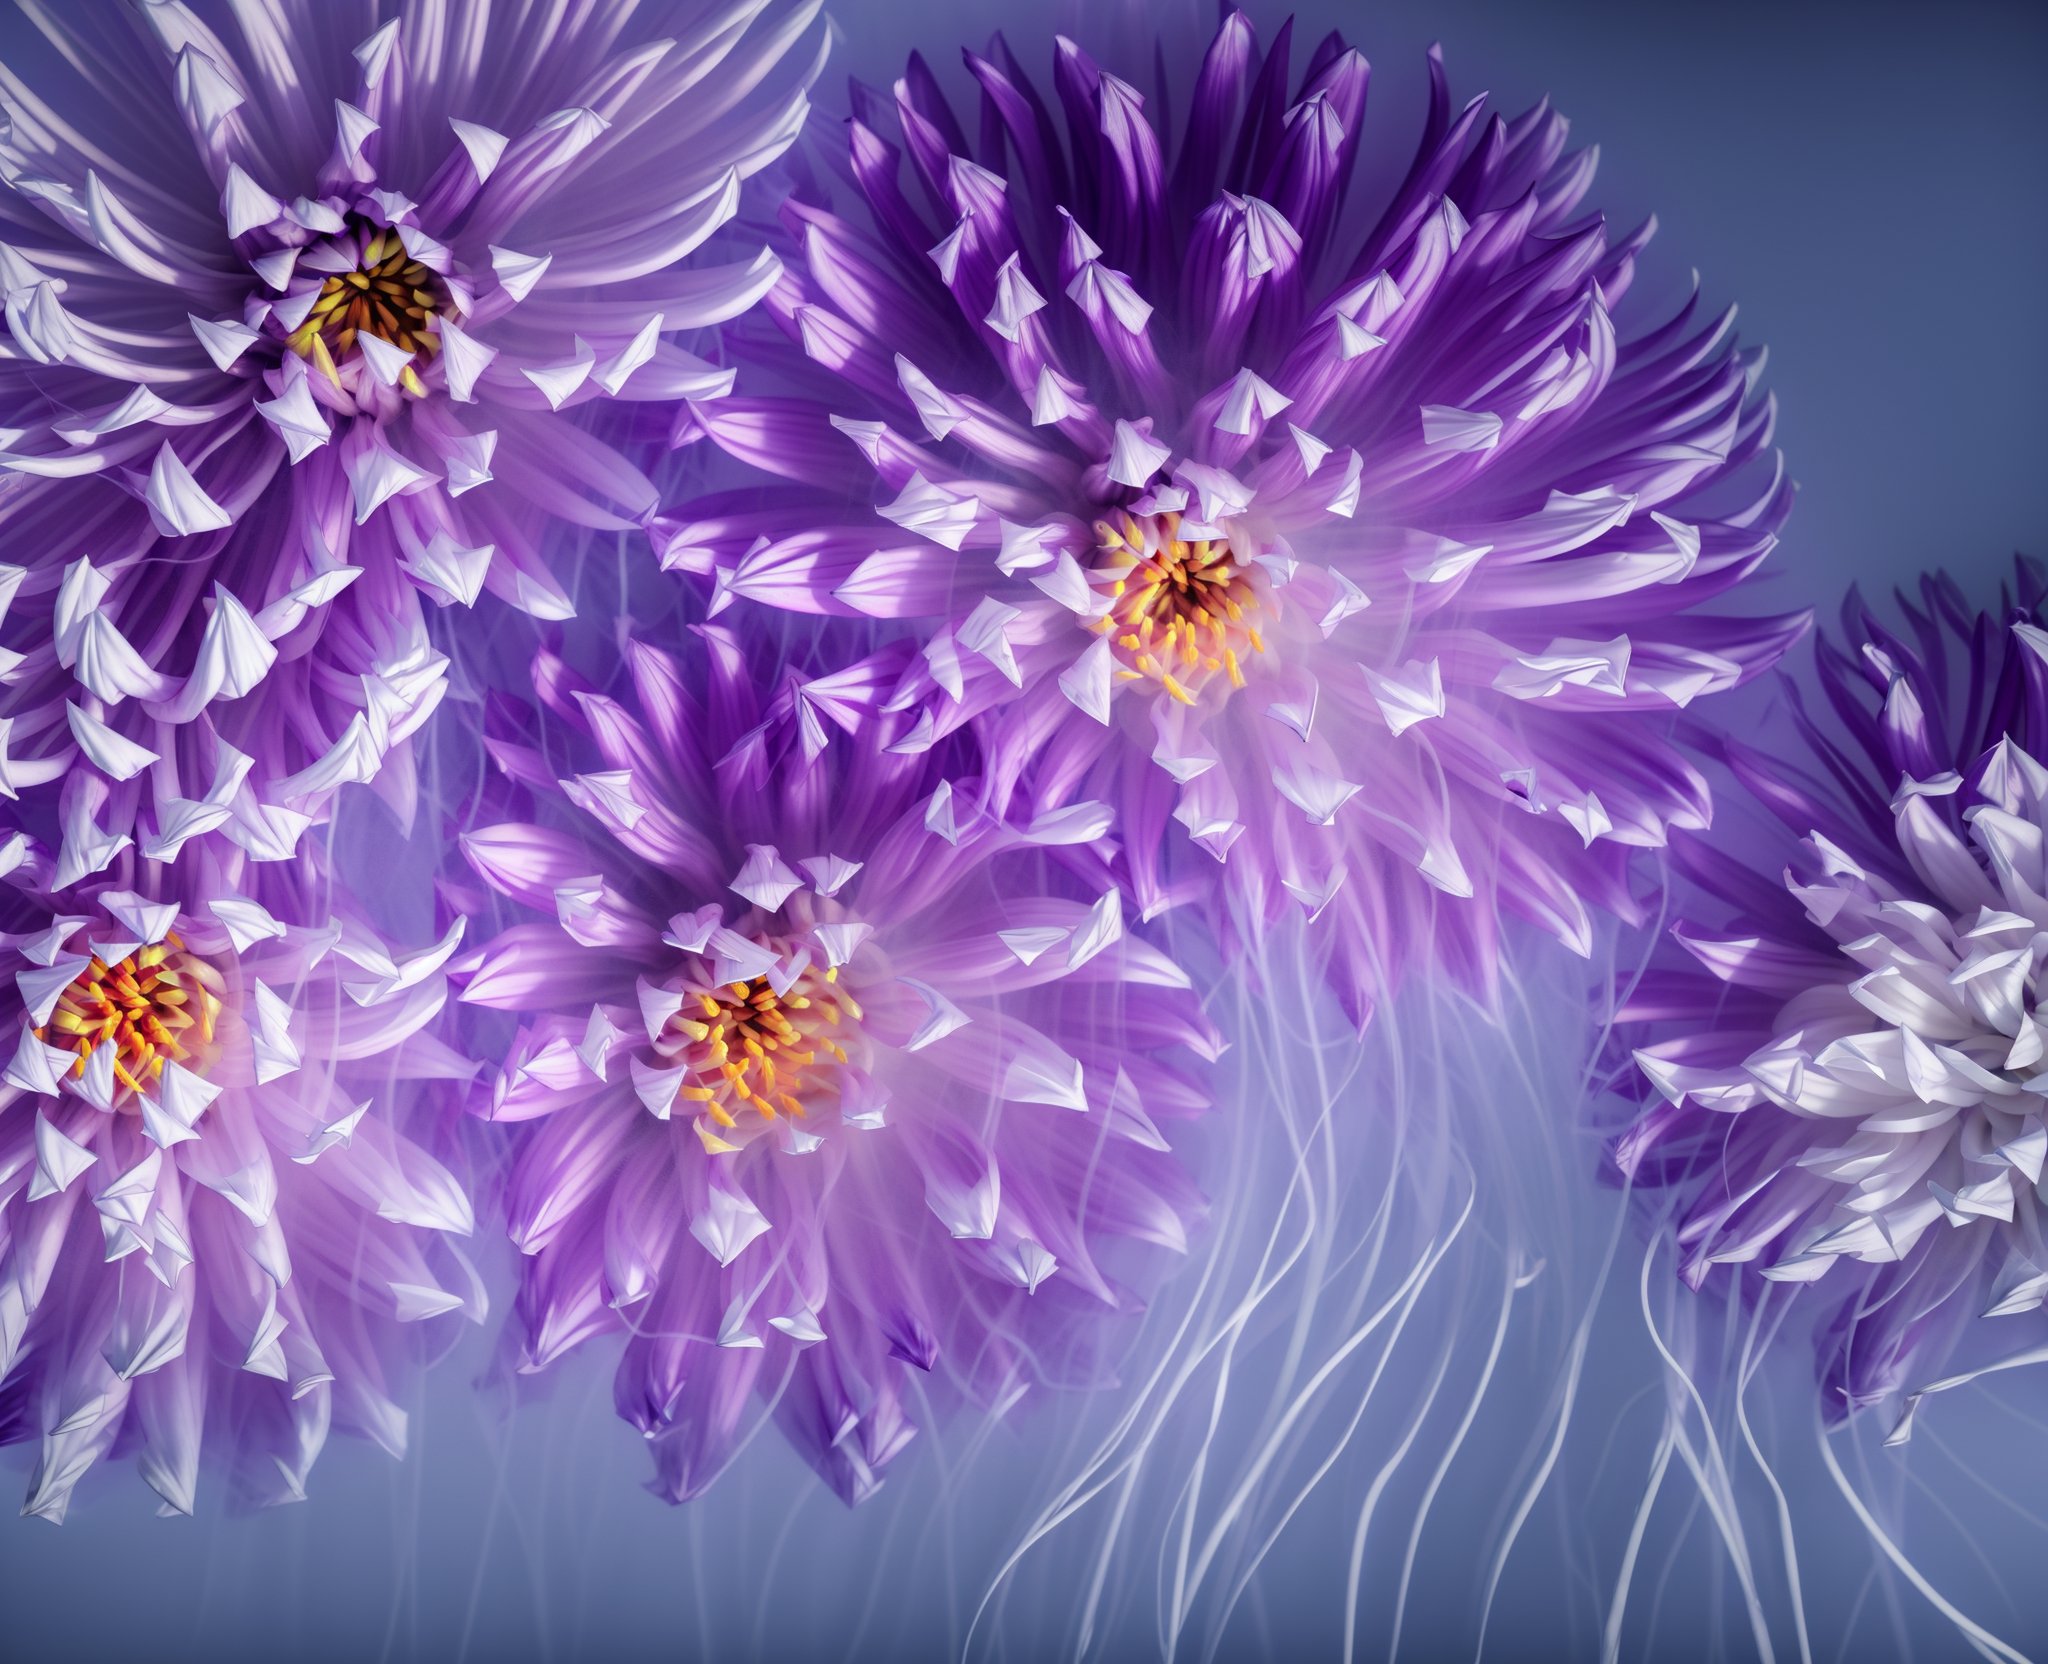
34, 931, 225, 1114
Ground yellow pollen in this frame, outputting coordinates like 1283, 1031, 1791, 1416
33, 932, 226, 1111
649, 955, 860, 1135
284, 219, 445, 396
1087, 510, 1266, 702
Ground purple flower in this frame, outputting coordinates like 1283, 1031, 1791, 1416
1619, 565, 2048, 1424
659, 14, 1803, 1017
0, 833, 480, 1519
458, 625, 1215, 1504
0, 0, 821, 877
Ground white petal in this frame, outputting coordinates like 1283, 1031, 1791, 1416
811, 921, 872, 967
29, 1114, 97, 1199
210, 894, 285, 951
344, 444, 433, 522
593, 314, 664, 396
7, 1030, 76, 1098
629, 1056, 684, 1120
438, 427, 497, 495
984, 255, 1047, 341
1215, 369, 1291, 435
1272, 759, 1363, 827
797, 855, 861, 897
1031, 365, 1081, 426
706, 929, 780, 986
521, 341, 595, 409
1318, 570, 1371, 635
1362, 658, 1444, 736
729, 844, 802, 911
65, 704, 157, 780
253, 375, 330, 462
355, 332, 414, 387
489, 246, 552, 303
96, 890, 178, 945
955, 596, 1022, 686
1494, 636, 1632, 701
436, 317, 496, 403
250, 981, 301, 1082
353, 19, 401, 86
1066, 890, 1124, 970
74, 613, 168, 703
145, 444, 231, 537
1000, 927, 1069, 966
334, 99, 379, 162
1290, 423, 1333, 476
450, 119, 509, 181
896, 354, 965, 440
902, 978, 970, 1050
1336, 314, 1385, 358
1560, 794, 1613, 847
249, 247, 298, 290
1002, 1046, 1087, 1110
1420, 405, 1502, 452
689, 1181, 770, 1266
188, 313, 261, 370
575, 1008, 620, 1081
221, 164, 284, 237
399, 533, 492, 607
1066, 262, 1152, 333
1058, 635, 1115, 724
878, 473, 977, 550
175, 46, 244, 132
1107, 419, 1172, 489
924, 780, 961, 845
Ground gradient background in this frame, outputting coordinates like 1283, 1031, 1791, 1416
3, 1, 2046, 1659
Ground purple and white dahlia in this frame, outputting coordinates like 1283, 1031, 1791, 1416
459, 626, 1214, 1503
663, 14, 1801, 1013
1620, 567, 2048, 1421
0, 835, 479, 1518
0, 0, 820, 874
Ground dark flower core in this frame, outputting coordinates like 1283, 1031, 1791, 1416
1090, 511, 1265, 703
286, 220, 445, 395
37, 935, 226, 1101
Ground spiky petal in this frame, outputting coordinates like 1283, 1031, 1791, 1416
0, 837, 478, 1518
1619, 564, 2048, 1425
0, 1, 820, 876
663, 17, 1801, 1021
459, 627, 1214, 1504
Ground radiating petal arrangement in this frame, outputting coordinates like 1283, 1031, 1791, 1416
1619, 568, 2048, 1424
0, 6, 2033, 1657
0, 0, 1804, 1519
0, 834, 478, 1518
0, 0, 821, 873
660, 19, 1799, 1016
457, 627, 1214, 1501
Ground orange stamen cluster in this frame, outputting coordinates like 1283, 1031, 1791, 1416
36, 935, 225, 1104
285, 223, 443, 397
1090, 510, 1265, 704
658, 962, 862, 1135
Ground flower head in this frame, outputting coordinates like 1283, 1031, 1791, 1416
459, 625, 1215, 1503
1619, 564, 2048, 1421
0, 835, 479, 1518
0, 0, 821, 876
662, 15, 1802, 1017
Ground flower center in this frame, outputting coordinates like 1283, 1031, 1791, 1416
657, 962, 863, 1129
1089, 510, 1265, 703
285, 220, 444, 397
36, 935, 226, 1103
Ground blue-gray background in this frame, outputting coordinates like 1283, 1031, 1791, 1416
4, 0, 2046, 1659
